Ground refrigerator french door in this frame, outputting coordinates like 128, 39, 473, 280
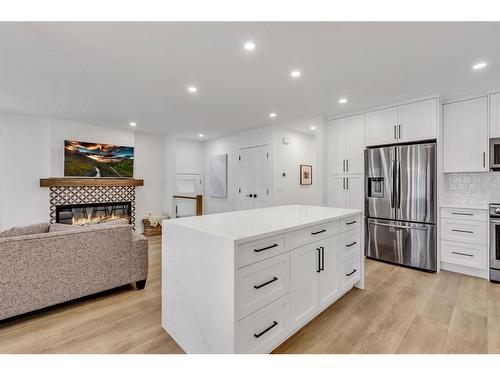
365, 143, 437, 271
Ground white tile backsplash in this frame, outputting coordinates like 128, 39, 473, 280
444, 173, 500, 206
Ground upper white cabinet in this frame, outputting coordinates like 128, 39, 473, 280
443, 96, 489, 173
490, 92, 500, 138
327, 114, 365, 175
366, 98, 437, 146
366, 107, 398, 146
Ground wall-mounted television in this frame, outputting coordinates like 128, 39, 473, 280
64, 140, 134, 178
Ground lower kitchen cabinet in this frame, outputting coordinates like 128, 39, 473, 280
327, 174, 364, 210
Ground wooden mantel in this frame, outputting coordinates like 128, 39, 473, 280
40, 178, 144, 187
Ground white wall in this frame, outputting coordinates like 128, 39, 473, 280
203, 126, 273, 214
0, 113, 51, 229
176, 139, 204, 174
0, 112, 172, 231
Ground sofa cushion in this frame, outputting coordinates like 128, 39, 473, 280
49, 223, 76, 232
0, 223, 50, 238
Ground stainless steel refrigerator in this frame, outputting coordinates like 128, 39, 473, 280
365, 142, 437, 272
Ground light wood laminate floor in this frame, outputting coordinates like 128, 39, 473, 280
1, 235, 500, 354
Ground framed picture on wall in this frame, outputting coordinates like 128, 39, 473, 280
300, 165, 312, 185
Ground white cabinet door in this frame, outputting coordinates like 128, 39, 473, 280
318, 236, 340, 307
443, 97, 489, 173
346, 114, 365, 175
366, 107, 398, 146
290, 244, 319, 329
327, 175, 347, 208
346, 175, 364, 210
490, 92, 500, 138
327, 118, 347, 175
398, 99, 437, 143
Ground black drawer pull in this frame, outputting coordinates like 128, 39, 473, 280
452, 212, 473, 216
346, 241, 357, 248
346, 269, 357, 277
452, 251, 474, 258
254, 243, 278, 253
346, 221, 357, 225
254, 277, 278, 289
254, 321, 278, 338
311, 229, 326, 235
451, 229, 474, 234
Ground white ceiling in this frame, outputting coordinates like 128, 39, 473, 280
1, 22, 499, 139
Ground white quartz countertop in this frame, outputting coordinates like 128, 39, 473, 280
163, 205, 362, 242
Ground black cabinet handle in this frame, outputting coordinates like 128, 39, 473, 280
346, 241, 357, 248
451, 229, 474, 234
452, 212, 473, 216
316, 248, 321, 273
452, 251, 474, 258
253, 194, 257, 198
311, 229, 326, 235
254, 321, 278, 338
320, 246, 325, 271
346, 269, 357, 277
346, 221, 357, 225
254, 277, 278, 289
254, 243, 278, 253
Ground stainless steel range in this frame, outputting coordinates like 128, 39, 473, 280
489, 203, 500, 282
365, 142, 437, 272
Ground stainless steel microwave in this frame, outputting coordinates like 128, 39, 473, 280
491, 138, 500, 171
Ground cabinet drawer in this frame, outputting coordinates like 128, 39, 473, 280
441, 240, 487, 270
340, 250, 361, 290
236, 253, 290, 319
340, 230, 361, 254
441, 207, 488, 222
441, 218, 487, 245
340, 215, 361, 232
286, 220, 339, 250
236, 294, 290, 354
237, 235, 285, 268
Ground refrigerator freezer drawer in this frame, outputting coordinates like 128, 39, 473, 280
365, 218, 436, 271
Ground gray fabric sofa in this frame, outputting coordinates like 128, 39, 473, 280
0, 223, 148, 321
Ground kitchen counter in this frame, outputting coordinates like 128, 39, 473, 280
161, 205, 364, 353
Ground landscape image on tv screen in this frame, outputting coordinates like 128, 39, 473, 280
64, 140, 134, 177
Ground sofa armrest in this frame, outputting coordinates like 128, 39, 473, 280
132, 232, 148, 281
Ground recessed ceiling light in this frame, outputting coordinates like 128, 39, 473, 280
310, 125, 317, 130
129, 122, 137, 127
290, 70, 301, 78
187, 86, 198, 93
338, 98, 348, 104
244, 41, 256, 51
198, 133, 204, 138
472, 62, 487, 70
269, 113, 277, 118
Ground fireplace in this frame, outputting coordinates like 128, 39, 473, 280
56, 202, 132, 225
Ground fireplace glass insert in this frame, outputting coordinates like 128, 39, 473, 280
55, 202, 132, 225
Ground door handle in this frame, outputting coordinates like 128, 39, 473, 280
451, 229, 474, 234
346, 177, 349, 190
394, 125, 397, 140
342, 177, 346, 190
311, 229, 327, 235
346, 159, 349, 172
343, 159, 346, 172
316, 247, 321, 273
320, 246, 325, 271
451, 251, 474, 258
346, 241, 357, 247
483, 152, 486, 168
346, 269, 357, 277
370, 221, 429, 230
398, 124, 401, 139
254, 243, 278, 253
254, 321, 278, 338
246, 194, 252, 197
254, 277, 278, 289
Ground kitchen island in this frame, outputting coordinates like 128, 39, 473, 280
162, 205, 364, 353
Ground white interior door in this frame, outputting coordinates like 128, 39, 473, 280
238, 145, 271, 208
